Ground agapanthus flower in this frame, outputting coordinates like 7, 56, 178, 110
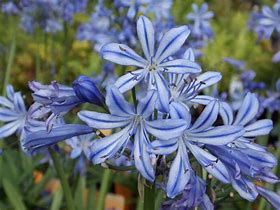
101, 16, 201, 112
59, 0, 88, 22
78, 86, 188, 181
272, 50, 280, 63
0, 85, 27, 140
162, 173, 213, 210
206, 93, 278, 202
168, 48, 221, 113
149, 100, 244, 198
115, 0, 150, 19
186, 3, 214, 40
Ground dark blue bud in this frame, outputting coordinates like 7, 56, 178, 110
73, 75, 105, 106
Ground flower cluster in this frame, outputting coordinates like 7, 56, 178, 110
7, 16, 278, 209
249, 0, 280, 62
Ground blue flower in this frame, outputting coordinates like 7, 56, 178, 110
72, 75, 105, 106
186, 3, 214, 39
0, 85, 27, 140
262, 79, 280, 113
115, 0, 151, 19
149, 100, 244, 198
66, 134, 95, 159
101, 16, 201, 112
78, 86, 188, 181
162, 173, 213, 210
207, 93, 277, 201
29, 80, 82, 131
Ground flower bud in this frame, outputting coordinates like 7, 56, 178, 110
73, 75, 105, 106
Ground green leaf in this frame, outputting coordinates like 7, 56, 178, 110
3, 178, 27, 210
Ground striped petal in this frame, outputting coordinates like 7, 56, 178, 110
188, 125, 244, 145
166, 141, 191, 198
160, 59, 201, 74
101, 43, 147, 67
190, 100, 219, 132
149, 138, 178, 155
0, 96, 14, 108
115, 69, 146, 93
106, 86, 135, 117
0, 108, 19, 122
78, 111, 130, 129
137, 90, 157, 117
195, 72, 222, 92
186, 142, 230, 183
219, 101, 233, 125
137, 16, 155, 60
145, 119, 188, 140
244, 119, 273, 137
134, 126, 155, 182
0, 120, 20, 138
89, 126, 131, 164
14, 92, 26, 113
21, 124, 93, 155
233, 92, 259, 126
155, 26, 190, 63
231, 177, 258, 201
154, 72, 170, 113
169, 101, 191, 123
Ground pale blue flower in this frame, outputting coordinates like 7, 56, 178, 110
101, 16, 201, 112
78, 86, 188, 181
0, 85, 27, 140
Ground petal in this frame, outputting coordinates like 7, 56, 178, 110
6, 85, 14, 101
166, 141, 191, 198
272, 51, 280, 63
0, 121, 20, 138
134, 127, 155, 182
89, 126, 130, 164
78, 111, 131, 129
186, 142, 230, 183
189, 95, 214, 105
183, 48, 195, 61
21, 124, 93, 155
169, 101, 192, 124
195, 72, 222, 92
160, 59, 201, 74
231, 177, 258, 201
233, 92, 259, 126
0, 108, 19, 122
101, 43, 147, 67
115, 69, 146, 93
155, 26, 190, 63
219, 101, 234, 125
244, 119, 273, 137
256, 186, 280, 209
137, 16, 155, 60
106, 86, 135, 117
149, 138, 178, 155
154, 73, 170, 113
191, 100, 219, 132
0, 96, 14, 108
145, 119, 188, 140
137, 90, 157, 117
188, 125, 244, 145
14, 92, 26, 113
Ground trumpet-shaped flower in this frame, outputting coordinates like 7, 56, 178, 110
78, 86, 188, 181
0, 85, 27, 140
101, 16, 201, 112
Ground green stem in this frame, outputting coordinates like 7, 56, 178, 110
49, 149, 75, 210
96, 169, 112, 210
144, 184, 155, 210
2, 29, 16, 95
